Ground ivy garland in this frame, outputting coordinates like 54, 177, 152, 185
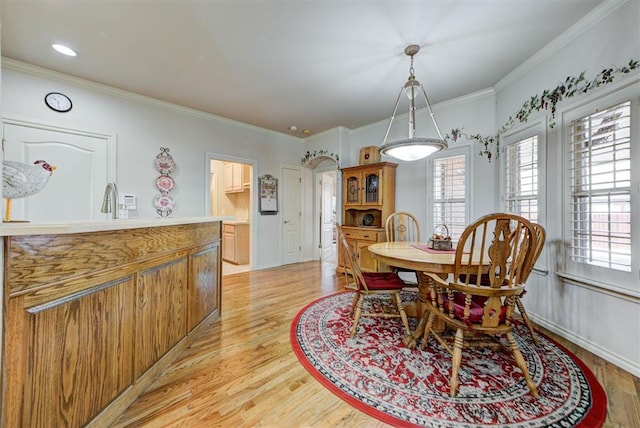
445, 59, 639, 162
301, 149, 340, 167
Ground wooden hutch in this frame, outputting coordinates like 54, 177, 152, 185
338, 161, 397, 272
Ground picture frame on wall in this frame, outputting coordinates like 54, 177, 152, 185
258, 174, 278, 215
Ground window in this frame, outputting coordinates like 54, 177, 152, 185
505, 136, 539, 222
431, 154, 467, 241
568, 100, 631, 272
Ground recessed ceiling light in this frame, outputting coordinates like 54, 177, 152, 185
289, 125, 298, 132
52, 44, 77, 57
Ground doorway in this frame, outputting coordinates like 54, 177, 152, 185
318, 170, 337, 263
206, 154, 255, 276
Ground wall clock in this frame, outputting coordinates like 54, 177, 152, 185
44, 92, 72, 112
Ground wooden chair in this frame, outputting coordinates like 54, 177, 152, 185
385, 211, 421, 242
421, 213, 539, 397
515, 222, 546, 345
335, 224, 357, 291
385, 212, 421, 285
339, 232, 410, 338
459, 222, 547, 345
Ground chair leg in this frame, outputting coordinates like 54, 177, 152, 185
516, 296, 540, 345
350, 294, 364, 338
394, 293, 410, 335
506, 332, 539, 398
420, 311, 435, 350
349, 291, 359, 316
449, 328, 464, 397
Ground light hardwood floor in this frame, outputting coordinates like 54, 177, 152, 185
112, 261, 640, 427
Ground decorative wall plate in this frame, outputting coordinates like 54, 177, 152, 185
155, 147, 175, 174
155, 175, 175, 192
154, 193, 175, 215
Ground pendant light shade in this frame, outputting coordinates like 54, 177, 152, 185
379, 45, 447, 161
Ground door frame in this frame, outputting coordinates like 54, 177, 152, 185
314, 166, 338, 261
205, 152, 257, 270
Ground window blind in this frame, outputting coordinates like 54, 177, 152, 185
432, 154, 466, 240
505, 136, 538, 222
568, 100, 631, 272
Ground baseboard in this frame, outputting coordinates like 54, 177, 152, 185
531, 313, 640, 378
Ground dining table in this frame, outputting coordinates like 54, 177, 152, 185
368, 241, 467, 349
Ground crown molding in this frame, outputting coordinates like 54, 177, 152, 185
494, 0, 629, 93
434, 87, 495, 111
1, 57, 303, 142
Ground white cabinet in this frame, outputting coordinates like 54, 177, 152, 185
224, 162, 250, 193
223, 222, 249, 264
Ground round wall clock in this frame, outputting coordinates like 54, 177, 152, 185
44, 92, 73, 112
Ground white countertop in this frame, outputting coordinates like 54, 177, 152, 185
223, 220, 250, 225
0, 216, 230, 236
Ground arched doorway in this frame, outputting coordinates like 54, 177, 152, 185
306, 156, 339, 264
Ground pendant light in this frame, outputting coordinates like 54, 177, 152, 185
379, 44, 447, 161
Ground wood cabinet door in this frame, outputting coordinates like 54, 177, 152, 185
135, 259, 188, 378
223, 163, 234, 192
232, 163, 242, 191
356, 239, 378, 272
188, 244, 221, 331
242, 163, 251, 188
361, 167, 384, 207
224, 163, 244, 193
4, 277, 135, 427
223, 229, 236, 262
342, 171, 362, 207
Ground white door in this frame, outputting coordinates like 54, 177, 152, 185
3, 121, 114, 222
281, 165, 302, 265
320, 171, 336, 261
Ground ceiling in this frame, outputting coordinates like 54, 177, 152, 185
1, 0, 604, 137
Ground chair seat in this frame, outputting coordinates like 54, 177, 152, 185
362, 272, 405, 290
444, 292, 506, 323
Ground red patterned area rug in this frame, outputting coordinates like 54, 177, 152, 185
290, 291, 606, 428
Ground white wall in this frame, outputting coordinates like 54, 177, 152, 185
494, 0, 640, 376
1, 61, 305, 270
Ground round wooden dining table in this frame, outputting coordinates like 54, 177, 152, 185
368, 241, 457, 274
368, 241, 458, 348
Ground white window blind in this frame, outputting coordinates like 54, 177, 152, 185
568, 100, 631, 272
505, 136, 538, 222
432, 154, 466, 240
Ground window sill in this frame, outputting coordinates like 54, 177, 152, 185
555, 272, 640, 303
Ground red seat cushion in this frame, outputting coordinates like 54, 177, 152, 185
361, 272, 405, 290
444, 292, 506, 323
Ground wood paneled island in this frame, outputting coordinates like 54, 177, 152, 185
1, 217, 223, 427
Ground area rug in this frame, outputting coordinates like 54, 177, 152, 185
290, 291, 606, 428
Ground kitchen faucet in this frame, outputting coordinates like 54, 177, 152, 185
101, 182, 119, 219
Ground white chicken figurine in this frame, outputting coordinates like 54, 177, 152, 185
2, 160, 57, 222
